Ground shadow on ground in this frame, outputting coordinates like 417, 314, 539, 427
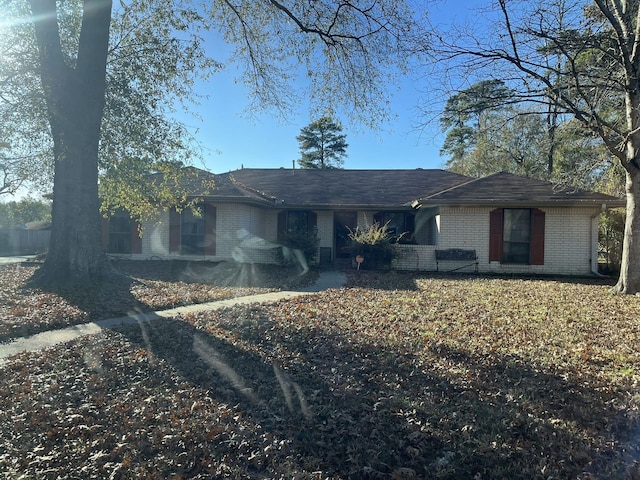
110, 305, 639, 479
112, 259, 318, 289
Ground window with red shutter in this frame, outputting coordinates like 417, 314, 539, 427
489, 208, 545, 265
104, 209, 139, 254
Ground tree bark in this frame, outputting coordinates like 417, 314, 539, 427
614, 169, 640, 294
29, 0, 113, 285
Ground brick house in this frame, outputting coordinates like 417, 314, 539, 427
102, 167, 624, 276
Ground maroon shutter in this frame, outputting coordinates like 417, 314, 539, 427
277, 210, 287, 242
130, 221, 142, 254
204, 204, 216, 255
530, 208, 545, 265
373, 212, 383, 225
489, 208, 504, 262
101, 217, 109, 251
169, 208, 181, 253
307, 211, 317, 235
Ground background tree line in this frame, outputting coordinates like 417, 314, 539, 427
438, 78, 626, 272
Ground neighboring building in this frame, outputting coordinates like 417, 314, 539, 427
0, 222, 51, 256
101, 167, 624, 276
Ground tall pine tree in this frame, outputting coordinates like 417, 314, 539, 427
296, 117, 348, 169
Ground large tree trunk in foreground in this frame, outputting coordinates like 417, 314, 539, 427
614, 169, 640, 294
29, 0, 113, 285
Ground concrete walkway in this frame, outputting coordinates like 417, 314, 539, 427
0, 269, 347, 366
0, 255, 36, 264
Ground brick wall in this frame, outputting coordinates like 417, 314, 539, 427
137, 204, 601, 276
139, 204, 279, 263
439, 206, 598, 275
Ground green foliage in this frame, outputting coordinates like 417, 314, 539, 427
1, 0, 216, 205
440, 80, 558, 179
297, 117, 348, 169
0, 198, 51, 227
279, 229, 320, 264
347, 221, 396, 269
440, 80, 515, 130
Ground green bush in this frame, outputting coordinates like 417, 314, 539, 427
347, 221, 397, 270
279, 229, 320, 265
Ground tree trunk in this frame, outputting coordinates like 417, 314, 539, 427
614, 169, 640, 294
29, 0, 113, 286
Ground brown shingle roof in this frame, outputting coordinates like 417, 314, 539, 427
193, 168, 623, 208
419, 172, 624, 206
209, 168, 472, 208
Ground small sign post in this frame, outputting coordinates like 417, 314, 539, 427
355, 255, 364, 270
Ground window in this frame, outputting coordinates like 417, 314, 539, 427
277, 210, 317, 241
181, 207, 206, 255
103, 210, 141, 254
503, 209, 531, 263
374, 211, 415, 244
286, 211, 309, 235
107, 210, 132, 254
169, 204, 216, 255
490, 208, 545, 265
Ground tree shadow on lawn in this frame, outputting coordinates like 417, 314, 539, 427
111, 258, 318, 289
0, 266, 153, 342
3, 259, 315, 341
114, 309, 639, 479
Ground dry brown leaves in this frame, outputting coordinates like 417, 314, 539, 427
1, 268, 639, 479
0, 260, 315, 341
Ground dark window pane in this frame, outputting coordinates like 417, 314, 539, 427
181, 207, 205, 255
503, 209, 531, 263
378, 211, 416, 244
107, 210, 131, 254
287, 211, 308, 234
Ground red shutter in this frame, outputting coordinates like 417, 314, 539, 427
130, 221, 142, 254
204, 204, 216, 255
277, 210, 287, 242
101, 217, 109, 251
530, 208, 545, 265
489, 208, 504, 262
169, 208, 181, 253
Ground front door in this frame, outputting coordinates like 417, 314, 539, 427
334, 211, 357, 259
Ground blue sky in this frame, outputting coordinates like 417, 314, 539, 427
180, 1, 478, 174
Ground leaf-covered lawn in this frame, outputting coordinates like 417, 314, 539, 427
0, 259, 315, 341
1, 267, 639, 479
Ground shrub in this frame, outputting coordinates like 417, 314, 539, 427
347, 221, 397, 270
279, 228, 320, 265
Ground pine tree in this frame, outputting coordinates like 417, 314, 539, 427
296, 117, 348, 169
